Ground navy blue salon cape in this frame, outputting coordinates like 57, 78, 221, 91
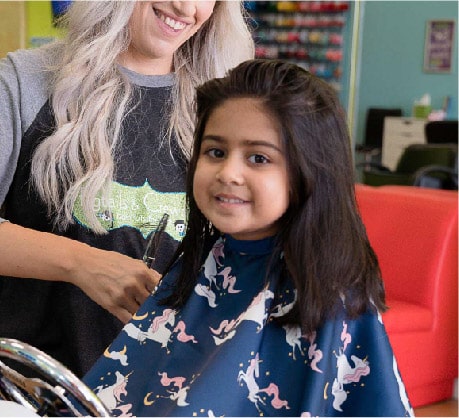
84, 235, 413, 417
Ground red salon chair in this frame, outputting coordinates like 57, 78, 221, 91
355, 184, 458, 407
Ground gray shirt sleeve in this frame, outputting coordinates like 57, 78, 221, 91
0, 46, 55, 223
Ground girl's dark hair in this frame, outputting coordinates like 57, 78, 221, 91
162, 59, 386, 335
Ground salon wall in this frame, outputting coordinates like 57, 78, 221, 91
26, 1, 64, 48
0, 1, 64, 57
353, 0, 458, 144
0, 2, 25, 58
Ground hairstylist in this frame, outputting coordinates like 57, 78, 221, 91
0, 1, 254, 376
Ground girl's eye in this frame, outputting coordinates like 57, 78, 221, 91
205, 148, 225, 159
248, 154, 270, 164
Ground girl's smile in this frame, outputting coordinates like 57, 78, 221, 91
193, 98, 290, 241
215, 194, 248, 205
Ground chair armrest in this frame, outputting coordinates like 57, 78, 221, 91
413, 165, 458, 189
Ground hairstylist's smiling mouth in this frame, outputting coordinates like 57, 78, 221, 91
120, 1, 216, 75
153, 7, 190, 32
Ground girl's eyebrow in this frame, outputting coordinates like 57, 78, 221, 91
202, 135, 283, 153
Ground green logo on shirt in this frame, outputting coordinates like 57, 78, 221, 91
73, 180, 186, 240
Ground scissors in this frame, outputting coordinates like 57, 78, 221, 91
143, 213, 169, 269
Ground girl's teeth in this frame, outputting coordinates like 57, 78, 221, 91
219, 197, 244, 204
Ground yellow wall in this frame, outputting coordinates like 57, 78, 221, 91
0, 1, 66, 58
26, 1, 65, 48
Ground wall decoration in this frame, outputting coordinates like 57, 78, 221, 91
424, 19, 455, 73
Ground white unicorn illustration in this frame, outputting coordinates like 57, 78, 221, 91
237, 353, 265, 412
123, 308, 176, 350
211, 286, 274, 344
94, 370, 133, 416
332, 349, 370, 411
283, 325, 304, 360
238, 353, 290, 412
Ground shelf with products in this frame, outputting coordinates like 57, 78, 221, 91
245, 1, 350, 92
246, 1, 349, 13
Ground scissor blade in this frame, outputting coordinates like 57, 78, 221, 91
143, 213, 169, 268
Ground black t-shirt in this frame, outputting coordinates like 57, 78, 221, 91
0, 82, 187, 377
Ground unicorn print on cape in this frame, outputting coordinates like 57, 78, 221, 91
237, 352, 290, 413
210, 285, 274, 345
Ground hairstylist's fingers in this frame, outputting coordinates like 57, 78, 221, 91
135, 286, 152, 306
152, 269, 162, 286
117, 306, 137, 324
104, 293, 138, 323
133, 267, 161, 303
145, 268, 162, 293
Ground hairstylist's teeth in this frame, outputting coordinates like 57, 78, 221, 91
156, 10, 187, 30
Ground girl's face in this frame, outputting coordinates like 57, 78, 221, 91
193, 98, 290, 241
120, 1, 216, 75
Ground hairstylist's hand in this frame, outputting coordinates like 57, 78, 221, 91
0, 222, 160, 324
71, 245, 161, 324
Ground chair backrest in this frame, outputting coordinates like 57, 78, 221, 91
396, 143, 458, 174
425, 120, 458, 144
355, 184, 458, 309
364, 107, 403, 149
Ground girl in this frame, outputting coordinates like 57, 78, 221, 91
84, 59, 413, 416
0, 1, 253, 376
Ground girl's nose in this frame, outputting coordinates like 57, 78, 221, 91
215, 156, 244, 185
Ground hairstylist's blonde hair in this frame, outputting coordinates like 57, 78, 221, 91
31, 1, 254, 234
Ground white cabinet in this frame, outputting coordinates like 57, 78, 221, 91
382, 117, 427, 170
